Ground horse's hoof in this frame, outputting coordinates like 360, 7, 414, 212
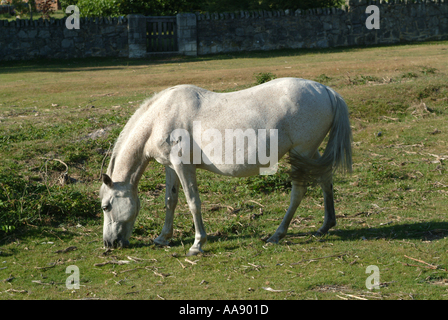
266, 235, 280, 244
186, 248, 203, 256
314, 229, 328, 237
316, 221, 336, 236
153, 237, 170, 247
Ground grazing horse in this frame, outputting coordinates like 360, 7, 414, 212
99, 78, 352, 256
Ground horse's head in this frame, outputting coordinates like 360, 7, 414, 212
99, 174, 140, 248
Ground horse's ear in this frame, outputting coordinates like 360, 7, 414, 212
102, 174, 114, 188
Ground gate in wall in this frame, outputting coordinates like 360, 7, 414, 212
146, 16, 178, 53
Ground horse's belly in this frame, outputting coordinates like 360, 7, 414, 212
196, 163, 273, 177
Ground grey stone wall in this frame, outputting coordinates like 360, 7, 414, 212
0, 16, 128, 61
0, 0, 447, 61
127, 14, 146, 58
177, 13, 198, 56
196, 0, 448, 55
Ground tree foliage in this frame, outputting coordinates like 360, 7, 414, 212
204, 0, 344, 13
60, 0, 344, 17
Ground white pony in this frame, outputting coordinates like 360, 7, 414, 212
100, 78, 352, 256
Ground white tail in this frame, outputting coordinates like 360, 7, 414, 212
289, 86, 353, 184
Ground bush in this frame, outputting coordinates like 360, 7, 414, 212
9, 0, 32, 15
315, 74, 332, 83
255, 72, 276, 85
0, 172, 100, 233
75, 0, 123, 17
59, 0, 78, 12
60, 0, 344, 17
204, 0, 344, 12
60, 0, 201, 17
420, 66, 437, 75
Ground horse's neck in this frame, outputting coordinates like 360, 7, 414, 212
109, 151, 150, 186
108, 127, 152, 186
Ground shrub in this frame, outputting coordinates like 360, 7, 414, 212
255, 72, 276, 85
315, 74, 332, 83
348, 74, 379, 85
60, 0, 199, 17
59, 0, 78, 12
9, 0, 32, 16
401, 72, 418, 79
37, 0, 55, 19
420, 66, 437, 75
61, 0, 344, 17
204, 0, 344, 13
0, 171, 100, 233
75, 0, 123, 17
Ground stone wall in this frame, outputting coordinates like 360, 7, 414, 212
196, 0, 448, 55
177, 13, 198, 56
0, 0, 447, 61
0, 16, 128, 61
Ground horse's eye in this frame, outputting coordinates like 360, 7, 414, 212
102, 204, 111, 212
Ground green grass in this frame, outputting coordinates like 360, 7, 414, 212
1, 41, 448, 300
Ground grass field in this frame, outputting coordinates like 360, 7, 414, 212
1, 41, 448, 300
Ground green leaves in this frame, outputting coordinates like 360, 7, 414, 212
76, 0, 123, 18
254, 72, 276, 85
60, 0, 344, 17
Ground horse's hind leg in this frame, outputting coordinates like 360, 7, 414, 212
267, 181, 307, 244
154, 166, 180, 246
314, 150, 336, 235
316, 174, 336, 235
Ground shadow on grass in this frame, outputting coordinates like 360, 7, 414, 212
3, 220, 446, 255
128, 220, 448, 250
333, 221, 448, 241
0, 225, 84, 249
286, 221, 448, 243
2, 40, 446, 75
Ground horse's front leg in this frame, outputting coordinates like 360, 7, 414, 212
154, 166, 180, 246
172, 163, 206, 256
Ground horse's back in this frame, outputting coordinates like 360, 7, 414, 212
155, 78, 333, 128
148, 78, 335, 173
198, 78, 334, 143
